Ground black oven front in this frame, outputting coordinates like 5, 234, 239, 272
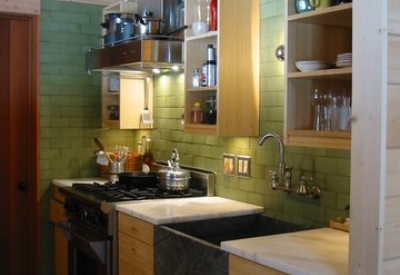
61, 221, 111, 275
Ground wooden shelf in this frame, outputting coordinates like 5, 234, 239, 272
288, 3, 352, 27
284, 1, 352, 150
286, 129, 351, 150
288, 67, 352, 79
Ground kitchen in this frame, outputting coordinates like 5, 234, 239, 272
1, 0, 398, 274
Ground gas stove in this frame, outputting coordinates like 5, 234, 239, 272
59, 165, 215, 235
58, 166, 215, 275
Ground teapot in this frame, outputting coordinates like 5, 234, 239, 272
295, 0, 315, 13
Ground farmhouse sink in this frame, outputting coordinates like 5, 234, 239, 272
163, 213, 308, 245
153, 214, 308, 275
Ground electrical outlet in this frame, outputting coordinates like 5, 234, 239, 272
237, 156, 251, 178
223, 154, 235, 175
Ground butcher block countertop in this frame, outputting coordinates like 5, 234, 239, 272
116, 196, 264, 225
221, 227, 349, 275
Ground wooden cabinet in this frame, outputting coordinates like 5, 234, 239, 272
118, 212, 154, 275
284, 1, 352, 149
49, 186, 68, 275
183, 0, 259, 137
102, 72, 153, 129
229, 254, 287, 275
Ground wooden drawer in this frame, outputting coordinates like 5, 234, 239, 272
229, 254, 288, 275
119, 233, 154, 275
49, 198, 66, 224
52, 186, 66, 203
118, 212, 153, 245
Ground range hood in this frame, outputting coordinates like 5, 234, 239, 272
85, 37, 183, 73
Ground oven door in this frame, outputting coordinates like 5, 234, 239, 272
60, 221, 111, 275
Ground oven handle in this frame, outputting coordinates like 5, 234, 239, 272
59, 221, 110, 265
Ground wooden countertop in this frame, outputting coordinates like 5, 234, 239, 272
116, 196, 264, 225
221, 228, 349, 275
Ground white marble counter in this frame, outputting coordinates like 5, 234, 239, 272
116, 197, 264, 225
52, 178, 108, 187
221, 227, 349, 275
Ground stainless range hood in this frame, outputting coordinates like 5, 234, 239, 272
85, 37, 183, 73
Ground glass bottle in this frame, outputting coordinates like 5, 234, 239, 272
191, 102, 203, 124
204, 96, 217, 124
142, 138, 154, 173
192, 68, 201, 87
192, 0, 210, 35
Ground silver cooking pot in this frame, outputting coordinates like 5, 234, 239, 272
159, 167, 190, 191
134, 11, 165, 36
102, 13, 135, 46
158, 148, 190, 191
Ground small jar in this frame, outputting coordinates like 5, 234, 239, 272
204, 96, 217, 124
192, 68, 201, 87
191, 102, 203, 124
107, 105, 119, 120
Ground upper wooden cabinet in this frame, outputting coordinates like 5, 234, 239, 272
101, 72, 153, 129
284, 1, 352, 149
183, 0, 260, 137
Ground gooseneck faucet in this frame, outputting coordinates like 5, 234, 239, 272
258, 132, 285, 174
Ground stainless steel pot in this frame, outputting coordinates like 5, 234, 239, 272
134, 11, 164, 35
158, 149, 190, 191
102, 13, 135, 46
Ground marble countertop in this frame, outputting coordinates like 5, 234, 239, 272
116, 197, 264, 225
221, 227, 349, 275
52, 178, 108, 187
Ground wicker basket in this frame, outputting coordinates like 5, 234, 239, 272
100, 151, 141, 179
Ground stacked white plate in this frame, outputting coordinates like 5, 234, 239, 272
295, 60, 331, 72
336, 52, 352, 67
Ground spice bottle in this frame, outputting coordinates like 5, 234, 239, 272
191, 102, 203, 124
192, 68, 201, 87
142, 138, 154, 173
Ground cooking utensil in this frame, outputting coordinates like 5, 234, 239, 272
101, 13, 135, 46
159, 149, 190, 191
165, 25, 188, 36
141, 77, 153, 125
134, 11, 164, 36
118, 172, 159, 190
94, 137, 113, 164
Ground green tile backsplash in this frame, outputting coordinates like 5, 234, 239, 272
39, 0, 350, 274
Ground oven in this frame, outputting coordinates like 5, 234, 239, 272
58, 165, 215, 275
60, 221, 111, 275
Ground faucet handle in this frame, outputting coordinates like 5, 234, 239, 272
283, 166, 292, 189
297, 176, 308, 195
269, 170, 279, 189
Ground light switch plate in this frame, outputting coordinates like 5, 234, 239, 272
237, 156, 251, 178
223, 154, 235, 175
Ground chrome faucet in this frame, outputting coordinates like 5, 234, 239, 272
258, 132, 286, 174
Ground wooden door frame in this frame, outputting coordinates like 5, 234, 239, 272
0, 12, 40, 275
